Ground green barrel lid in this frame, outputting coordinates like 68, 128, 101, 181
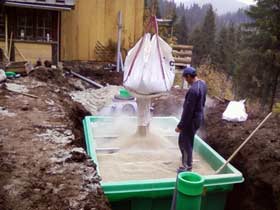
5, 71, 16, 77
119, 88, 132, 98
177, 172, 205, 196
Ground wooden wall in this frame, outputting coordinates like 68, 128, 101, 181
60, 0, 144, 61
0, 41, 5, 50
14, 42, 52, 63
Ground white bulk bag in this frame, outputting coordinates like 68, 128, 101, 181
123, 33, 175, 95
222, 100, 248, 122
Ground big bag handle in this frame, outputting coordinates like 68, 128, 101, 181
124, 16, 168, 91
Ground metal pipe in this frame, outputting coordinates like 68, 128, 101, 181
70, 70, 104, 88
116, 11, 122, 72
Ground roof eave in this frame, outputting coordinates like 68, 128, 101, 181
4, 1, 74, 11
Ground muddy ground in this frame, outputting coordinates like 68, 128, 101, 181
205, 102, 280, 210
0, 68, 110, 210
153, 90, 280, 210
0, 65, 279, 210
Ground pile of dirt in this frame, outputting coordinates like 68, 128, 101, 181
205, 102, 280, 210
29, 67, 71, 88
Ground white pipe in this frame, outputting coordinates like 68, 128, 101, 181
116, 11, 122, 72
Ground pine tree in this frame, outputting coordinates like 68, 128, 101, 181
214, 26, 228, 67
201, 5, 216, 60
236, 0, 280, 109
189, 26, 204, 65
226, 23, 236, 75
174, 15, 189, 45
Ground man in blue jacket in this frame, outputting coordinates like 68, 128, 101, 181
175, 66, 207, 171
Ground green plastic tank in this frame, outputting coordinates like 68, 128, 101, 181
83, 116, 244, 210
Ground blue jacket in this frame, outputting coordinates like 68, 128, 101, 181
177, 80, 207, 131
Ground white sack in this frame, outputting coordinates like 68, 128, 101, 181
222, 100, 248, 122
0, 69, 6, 82
123, 33, 175, 95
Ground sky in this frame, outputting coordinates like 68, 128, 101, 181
237, 0, 256, 5
174, 0, 256, 4
173, 0, 256, 14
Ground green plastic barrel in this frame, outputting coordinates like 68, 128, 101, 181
176, 172, 205, 210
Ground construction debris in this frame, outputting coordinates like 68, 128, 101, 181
5, 61, 33, 75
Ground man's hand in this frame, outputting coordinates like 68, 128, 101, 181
175, 127, 181, 133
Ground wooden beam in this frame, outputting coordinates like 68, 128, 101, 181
172, 44, 194, 50
14, 46, 27, 61
5, 87, 38, 99
174, 57, 192, 64
57, 11, 60, 64
175, 63, 190, 68
173, 50, 192, 57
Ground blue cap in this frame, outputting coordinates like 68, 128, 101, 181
183, 66, 196, 77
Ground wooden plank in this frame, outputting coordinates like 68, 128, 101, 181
174, 57, 192, 64
173, 50, 192, 57
14, 46, 27, 61
175, 63, 190, 68
5, 86, 38, 98
172, 44, 194, 50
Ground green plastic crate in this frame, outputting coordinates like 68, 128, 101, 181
83, 116, 244, 210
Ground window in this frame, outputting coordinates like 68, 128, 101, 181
14, 9, 57, 42
16, 12, 34, 40
36, 12, 53, 41
0, 13, 4, 38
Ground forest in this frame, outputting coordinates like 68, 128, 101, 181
145, 0, 280, 110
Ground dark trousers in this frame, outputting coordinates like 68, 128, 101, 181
178, 118, 201, 169
178, 130, 195, 168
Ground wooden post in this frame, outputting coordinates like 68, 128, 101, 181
8, 32, 13, 61
5, 14, 8, 56
116, 11, 122, 72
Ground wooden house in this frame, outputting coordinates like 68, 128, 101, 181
0, 0, 144, 64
